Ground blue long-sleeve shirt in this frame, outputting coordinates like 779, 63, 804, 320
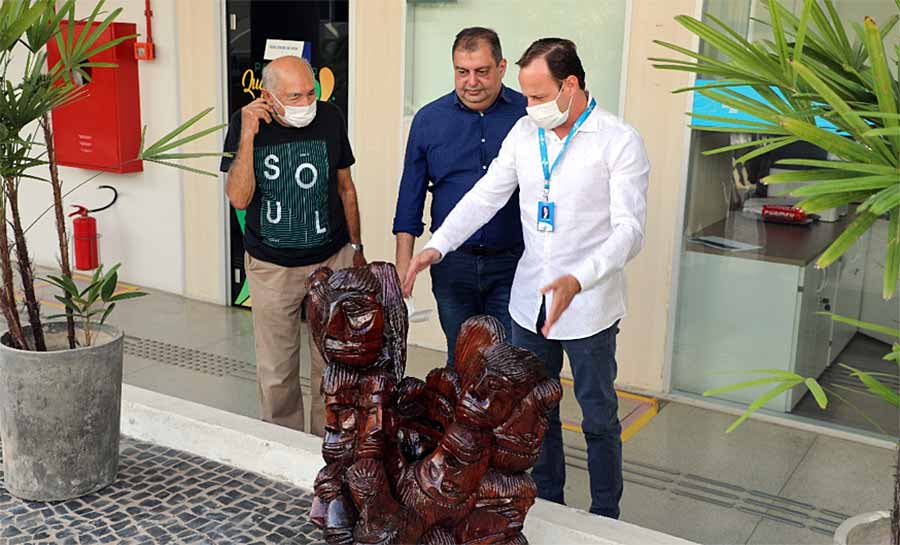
392, 86, 526, 250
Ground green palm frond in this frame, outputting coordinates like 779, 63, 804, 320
653, 0, 900, 299
137, 107, 230, 177
0, 0, 45, 53
24, 0, 73, 53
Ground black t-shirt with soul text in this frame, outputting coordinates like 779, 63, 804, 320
220, 101, 355, 267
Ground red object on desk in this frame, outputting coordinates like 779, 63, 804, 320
762, 205, 811, 225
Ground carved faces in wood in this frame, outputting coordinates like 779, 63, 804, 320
308, 268, 560, 545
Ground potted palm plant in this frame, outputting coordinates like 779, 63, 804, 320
651, 1, 899, 543
0, 0, 226, 501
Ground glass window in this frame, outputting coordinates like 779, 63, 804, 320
669, 0, 899, 437
748, 0, 899, 44
404, 0, 628, 115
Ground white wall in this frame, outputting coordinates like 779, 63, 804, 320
176, 0, 227, 304
12, 0, 188, 294
616, 0, 701, 392
405, 0, 627, 115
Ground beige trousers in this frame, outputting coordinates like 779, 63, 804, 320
244, 244, 354, 435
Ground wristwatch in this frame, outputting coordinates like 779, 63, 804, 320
350, 242, 364, 252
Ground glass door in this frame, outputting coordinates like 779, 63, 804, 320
224, 0, 350, 307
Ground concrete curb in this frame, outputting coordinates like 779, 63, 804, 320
121, 384, 697, 545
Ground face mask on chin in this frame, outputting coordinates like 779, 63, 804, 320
271, 93, 316, 128
526, 83, 574, 130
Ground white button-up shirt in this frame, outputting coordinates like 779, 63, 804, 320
425, 103, 650, 340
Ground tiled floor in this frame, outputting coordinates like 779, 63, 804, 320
617, 404, 895, 545
3, 274, 897, 545
794, 334, 899, 436
0, 437, 318, 545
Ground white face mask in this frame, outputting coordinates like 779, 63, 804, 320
271, 93, 316, 128
526, 84, 573, 130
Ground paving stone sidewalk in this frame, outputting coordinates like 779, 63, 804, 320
0, 437, 323, 545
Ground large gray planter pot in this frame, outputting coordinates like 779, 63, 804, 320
834, 511, 892, 545
0, 322, 124, 501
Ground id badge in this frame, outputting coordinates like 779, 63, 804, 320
537, 201, 555, 232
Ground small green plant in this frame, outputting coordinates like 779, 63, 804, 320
43, 264, 146, 347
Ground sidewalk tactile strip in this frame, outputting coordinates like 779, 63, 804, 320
810, 526, 838, 536
676, 481, 742, 501
124, 336, 250, 377
682, 473, 746, 493
0, 437, 319, 544
820, 508, 851, 520
671, 490, 735, 509
736, 506, 806, 528
622, 467, 677, 484
623, 477, 667, 491
747, 489, 816, 510
122, 336, 315, 390
627, 460, 682, 477
124, 336, 256, 379
743, 498, 810, 519
565, 456, 851, 538
814, 516, 842, 528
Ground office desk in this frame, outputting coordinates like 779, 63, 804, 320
671, 214, 866, 412
689, 214, 850, 266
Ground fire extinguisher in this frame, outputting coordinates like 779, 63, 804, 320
69, 185, 118, 271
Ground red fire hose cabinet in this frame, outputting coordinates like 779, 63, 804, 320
46, 22, 143, 174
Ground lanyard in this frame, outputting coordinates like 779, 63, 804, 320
538, 97, 596, 200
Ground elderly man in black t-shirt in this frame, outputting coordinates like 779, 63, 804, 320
220, 55, 365, 435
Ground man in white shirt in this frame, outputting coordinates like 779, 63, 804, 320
402, 38, 649, 519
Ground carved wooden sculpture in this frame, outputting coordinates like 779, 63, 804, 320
320, 364, 362, 466
356, 370, 397, 460
308, 264, 560, 545
347, 459, 425, 545
396, 422, 489, 529
462, 469, 538, 544
491, 378, 562, 473
454, 316, 506, 394
312, 462, 357, 545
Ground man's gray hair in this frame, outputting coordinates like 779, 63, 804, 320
261, 56, 315, 89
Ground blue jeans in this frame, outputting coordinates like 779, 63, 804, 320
512, 304, 623, 519
430, 248, 520, 367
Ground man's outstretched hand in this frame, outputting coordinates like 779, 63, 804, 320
539, 274, 582, 337
402, 248, 442, 297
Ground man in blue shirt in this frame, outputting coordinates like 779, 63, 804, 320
393, 27, 526, 366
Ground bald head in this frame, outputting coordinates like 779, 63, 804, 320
261, 55, 317, 112
262, 56, 314, 87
